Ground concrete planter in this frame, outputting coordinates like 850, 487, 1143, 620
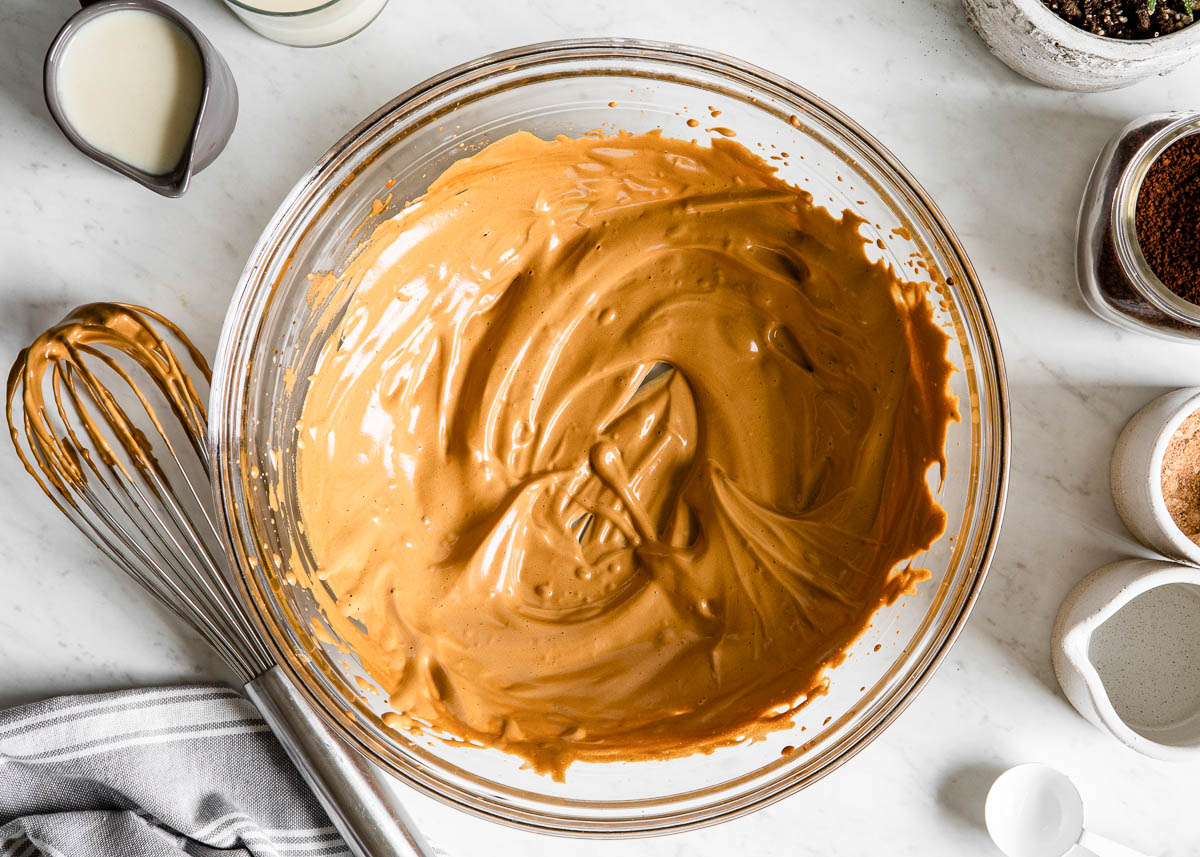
963, 0, 1200, 91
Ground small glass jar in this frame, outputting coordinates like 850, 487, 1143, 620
223, 0, 389, 48
1077, 111, 1200, 343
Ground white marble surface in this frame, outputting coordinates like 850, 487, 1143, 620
2, 0, 1200, 854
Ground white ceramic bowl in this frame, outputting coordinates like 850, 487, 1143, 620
1111, 387, 1200, 567
962, 0, 1200, 91
1052, 558, 1200, 761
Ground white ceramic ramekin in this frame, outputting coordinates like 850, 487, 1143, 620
1111, 387, 1200, 567
962, 0, 1200, 91
1052, 558, 1200, 761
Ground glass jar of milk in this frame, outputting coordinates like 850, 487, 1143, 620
224, 0, 389, 47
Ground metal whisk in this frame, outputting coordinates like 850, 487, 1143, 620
7, 303, 432, 857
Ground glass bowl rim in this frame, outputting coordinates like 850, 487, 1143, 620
209, 37, 1011, 836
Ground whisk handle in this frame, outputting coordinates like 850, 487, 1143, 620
246, 667, 436, 857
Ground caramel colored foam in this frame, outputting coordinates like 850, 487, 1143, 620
295, 131, 957, 776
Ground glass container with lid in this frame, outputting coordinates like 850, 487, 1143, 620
223, 0, 388, 47
1077, 112, 1200, 342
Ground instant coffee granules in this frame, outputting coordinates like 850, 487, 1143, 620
1076, 114, 1200, 340
1136, 133, 1200, 305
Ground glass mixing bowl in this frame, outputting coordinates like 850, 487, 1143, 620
209, 39, 1009, 836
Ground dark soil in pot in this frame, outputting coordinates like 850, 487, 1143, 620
1042, 0, 1195, 38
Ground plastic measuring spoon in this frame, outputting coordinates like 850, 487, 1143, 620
985, 764, 1155, 857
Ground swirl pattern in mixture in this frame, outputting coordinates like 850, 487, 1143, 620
295, 131, 957, 776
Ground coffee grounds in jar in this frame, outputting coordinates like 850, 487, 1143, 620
1136, 133, 1200, 305
1042, 0, 1195, 38
1162, 409, 1200, 547
1089, 118, 1195, 334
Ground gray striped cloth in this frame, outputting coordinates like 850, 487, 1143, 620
0, 686, 350, 857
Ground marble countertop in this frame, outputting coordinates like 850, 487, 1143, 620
3, 0, 1199, 854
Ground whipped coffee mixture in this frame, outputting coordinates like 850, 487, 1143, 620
295, 131, 957, 775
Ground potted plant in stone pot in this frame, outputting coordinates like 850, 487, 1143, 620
963, 0, 1200, 91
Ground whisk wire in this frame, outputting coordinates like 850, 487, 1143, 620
70, 418, 261, 678
51, 469, 252, 676
7, 303, 276, 684
94, 463, 247, 662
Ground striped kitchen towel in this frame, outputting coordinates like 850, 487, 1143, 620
0, 686, 350, 857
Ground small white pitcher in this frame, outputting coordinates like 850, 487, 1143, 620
1052, 558, 1200, 761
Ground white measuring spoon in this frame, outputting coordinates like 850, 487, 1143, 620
985, 764, 1155, 857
